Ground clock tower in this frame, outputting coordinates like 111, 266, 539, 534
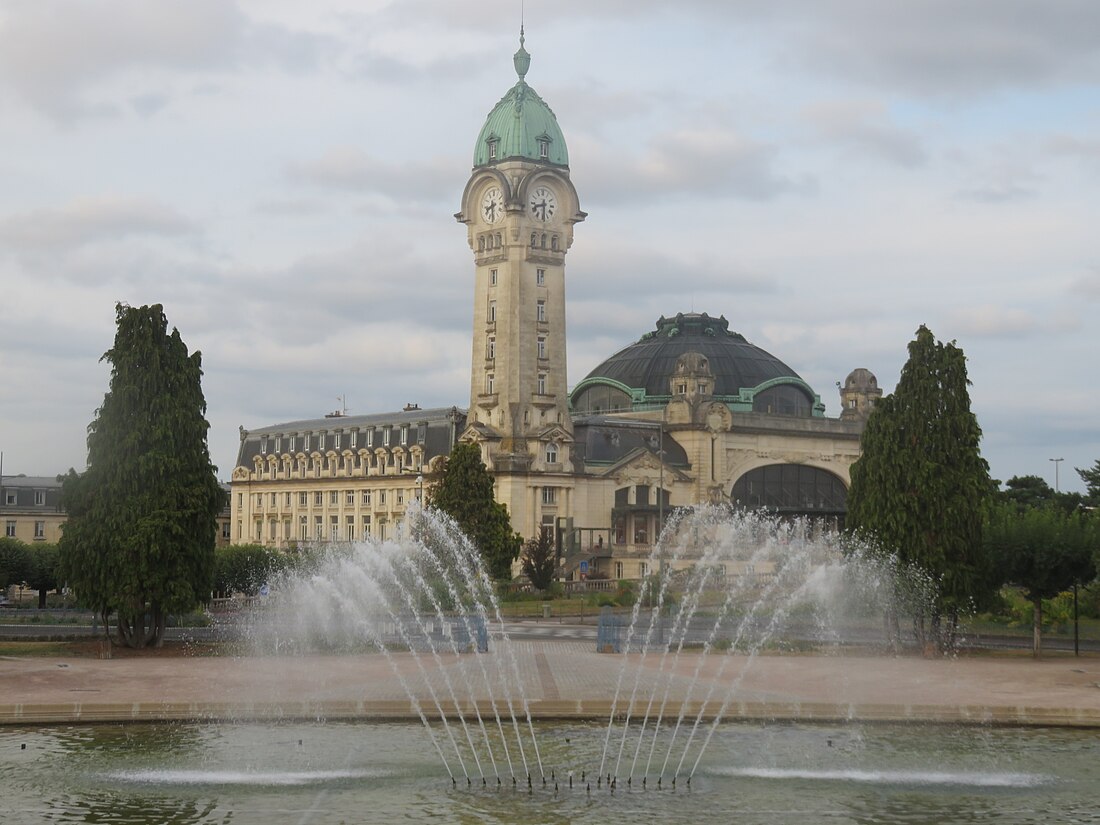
456, 30, 585, 490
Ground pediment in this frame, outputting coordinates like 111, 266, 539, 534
459, 422, 500, 444
533, 423, 573, 443
596, 447, 691, 482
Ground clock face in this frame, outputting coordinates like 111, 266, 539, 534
528, 186, 557, 222
481, 186, 504, 224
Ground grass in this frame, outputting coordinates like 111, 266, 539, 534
0, 641, 77, 657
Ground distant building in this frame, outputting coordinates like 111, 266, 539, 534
1, 474, 232, 548
230, 406, 464, 546
229, 34, 879, 579
1, 475, 65, 545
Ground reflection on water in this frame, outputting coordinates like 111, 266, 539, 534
1, 721, 1097, 825
710, 766, 1051, 787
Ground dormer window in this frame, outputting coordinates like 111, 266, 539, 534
538, 138, 549, 159
488, 139, 498, 160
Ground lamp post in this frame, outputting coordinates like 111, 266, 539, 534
1049, 457, 1064, 493
416, 474, 424, 501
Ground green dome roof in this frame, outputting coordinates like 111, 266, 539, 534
473, 33, 568, 168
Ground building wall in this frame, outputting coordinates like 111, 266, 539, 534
2, 475, 231, 549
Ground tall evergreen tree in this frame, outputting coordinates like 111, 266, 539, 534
847, 325, 993, 646
427, 442, 521, 580
59, 304, 224, 648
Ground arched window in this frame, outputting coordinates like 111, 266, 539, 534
731, 464, 847, 516
752, 385, 813, 417
545, 442, 558, 463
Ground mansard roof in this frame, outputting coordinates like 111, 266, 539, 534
235, 406, 466, 469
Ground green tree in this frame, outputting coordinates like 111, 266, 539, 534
0, 537, 31, 591
985, 502, 1097, 657
998, 475, 1055, 510
1077, 459, 1100, 507
59, 303, 225, 649
26, 543, 60, 609
214, 543, 285, 598
427, 442, 521, 580
521, 530, 556, 591
846, 325, 993, 649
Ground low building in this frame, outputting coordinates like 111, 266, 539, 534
1, 474, 232, 548
1, 475, 65, 545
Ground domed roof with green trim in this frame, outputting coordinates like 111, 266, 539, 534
473, 31, 568, 168
571, 312, 826, 418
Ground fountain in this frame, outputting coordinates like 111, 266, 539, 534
3, 504, 1098, 822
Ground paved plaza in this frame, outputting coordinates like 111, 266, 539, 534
2, 637, 1099, 727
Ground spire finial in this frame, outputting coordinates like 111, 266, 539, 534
513, 21, 531, 80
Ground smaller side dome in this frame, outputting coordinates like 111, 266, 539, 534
840, 368, 883, 421
845, 368, 878, 390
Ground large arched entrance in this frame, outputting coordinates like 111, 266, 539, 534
730, 464, 848, 524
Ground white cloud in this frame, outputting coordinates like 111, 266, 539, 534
0, 0, 330, 124
944, 305, 1041, 339
0, 197, 198, 258
804, 101, 927, 168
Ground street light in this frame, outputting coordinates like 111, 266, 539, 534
1049, 457, 1064, 493
416, 474, 424, 501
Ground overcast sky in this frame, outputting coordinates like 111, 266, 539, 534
1, 0, 1098, 493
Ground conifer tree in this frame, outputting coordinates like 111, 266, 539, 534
521, 530, 557, 592
427, 442, 521, 580
847, 325, 993, 647
59, 304, 224, 648
1077, 459, 1100, 507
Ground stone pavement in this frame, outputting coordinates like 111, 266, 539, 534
2, 638, 1099, 726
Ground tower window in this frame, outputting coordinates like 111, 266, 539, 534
542, 487, 557, 505
488, 300, 496, 323
545, 442, 557, 463
488, 139, 498, 160
490, 268, 498, 286
538, 138, 549, 159
487, 337, 495, 360
536, 268, 545, 285
551, 235, 559, 251
537, 336, 547, 359
536, 300, 546, 322
538, 373, 547, 394
487, 373, 495, 394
